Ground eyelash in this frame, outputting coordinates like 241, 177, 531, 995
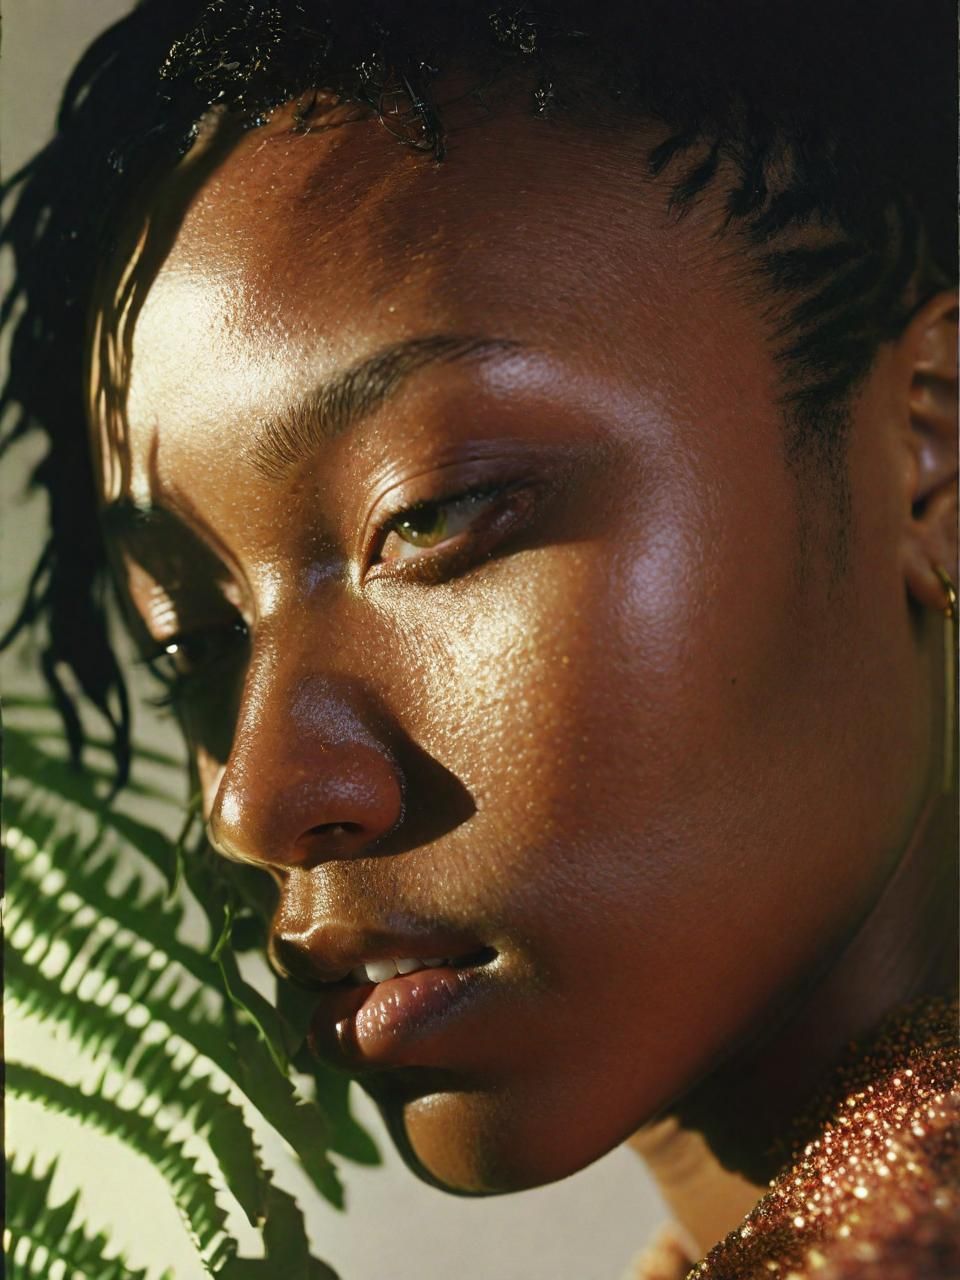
365, 478, 539, 586
140, 620, 249, 710
369, 483, 506, 569
140, 481, 528, 708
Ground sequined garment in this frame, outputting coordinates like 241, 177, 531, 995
688, 997, 960, 1279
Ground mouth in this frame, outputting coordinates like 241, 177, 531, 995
306, 943, 498, 1071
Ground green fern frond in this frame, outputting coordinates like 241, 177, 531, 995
7, 824, 345, 1205
227, 1016, 346, 1209
7, 1063, 236, 1275
4, 728, 180, 878
5, 1154, 153, 1280
218, 1184, 340, 1280
5, 717, 367, 1276
7, 946, 269, 1225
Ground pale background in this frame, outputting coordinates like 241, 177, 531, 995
1, 3, 668, 1276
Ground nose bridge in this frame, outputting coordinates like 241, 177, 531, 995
208, 632, 404, 870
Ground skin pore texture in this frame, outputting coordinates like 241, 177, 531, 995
89, 96, 958, 1249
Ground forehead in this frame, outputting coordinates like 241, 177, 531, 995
103, 102, 763, 501
168, 104, 671, 332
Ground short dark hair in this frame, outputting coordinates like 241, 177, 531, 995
2, 0, 955, 782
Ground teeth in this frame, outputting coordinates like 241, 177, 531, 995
364, 959, 399, 983
352, 957, 450, 984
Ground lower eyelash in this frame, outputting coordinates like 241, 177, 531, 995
137, 659, 189, 712
136, 620, 249, 711
375, 483, 507, 561
367, 481, 535, 585
146, 686, 181, 712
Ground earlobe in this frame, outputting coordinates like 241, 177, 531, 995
900, 290, 958, 612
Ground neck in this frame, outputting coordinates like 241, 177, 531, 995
630, 789, 959, 1258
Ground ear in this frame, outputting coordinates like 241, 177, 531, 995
899, 290, 958, 612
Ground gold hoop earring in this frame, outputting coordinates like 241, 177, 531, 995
932, 565, 957, 794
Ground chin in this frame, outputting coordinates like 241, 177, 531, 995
367, 1079, 621, 1197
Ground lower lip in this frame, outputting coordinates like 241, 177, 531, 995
308, 962, 488, 1070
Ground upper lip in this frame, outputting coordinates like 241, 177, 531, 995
273, 925, 492, 987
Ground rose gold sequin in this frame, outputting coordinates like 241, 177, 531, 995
688, 998, 959, 1279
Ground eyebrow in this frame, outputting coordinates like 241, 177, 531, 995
247, 333, 523, 480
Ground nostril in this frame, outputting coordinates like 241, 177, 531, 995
308, 821, 364, 838
294, 819, 374, 869
214, 734, 404, 870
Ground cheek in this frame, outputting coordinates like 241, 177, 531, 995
382, 449, 896, 1078
384, 468, 737, 915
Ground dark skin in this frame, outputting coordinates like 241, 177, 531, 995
89, 98, 958, 1251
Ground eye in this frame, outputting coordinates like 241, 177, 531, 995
144, 619, 249, 706
376, 489, 501, 564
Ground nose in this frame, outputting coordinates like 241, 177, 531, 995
207, 673, 405, 871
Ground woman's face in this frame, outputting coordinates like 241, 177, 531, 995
93, 104, 934, 1192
